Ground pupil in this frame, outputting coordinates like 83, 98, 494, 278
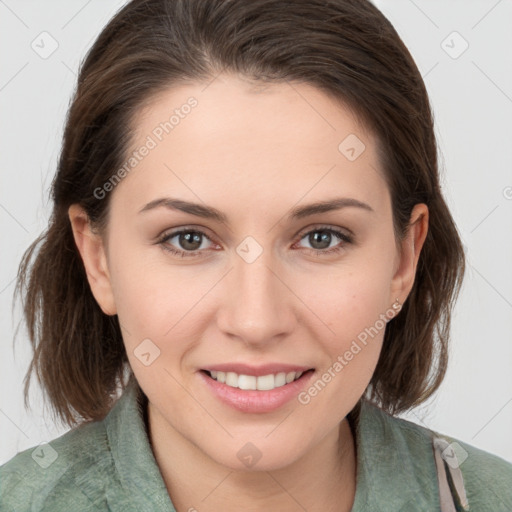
180, 232, 201, 250
311, 231, 331, 249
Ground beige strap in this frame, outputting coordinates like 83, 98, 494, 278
432, 436, 470, 511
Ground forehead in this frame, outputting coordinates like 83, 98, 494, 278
112, 73, 388, 217
132, 74, 373, 158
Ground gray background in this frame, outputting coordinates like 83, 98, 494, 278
1, 0, 511, 465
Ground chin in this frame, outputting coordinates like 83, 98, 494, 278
199, 433, 312, 473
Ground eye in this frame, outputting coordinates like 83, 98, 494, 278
157, 228, 217, 258
294, 225, 353, 256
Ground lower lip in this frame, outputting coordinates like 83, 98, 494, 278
199, 370, 315, 413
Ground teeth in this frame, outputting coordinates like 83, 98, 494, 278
274, 372, 286, 387
257, 374, 275, 390
208, 370, 306, 390
238, 374, 257, 390
226, 372, 238, 387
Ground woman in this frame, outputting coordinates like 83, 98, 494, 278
1, 0, 511, 510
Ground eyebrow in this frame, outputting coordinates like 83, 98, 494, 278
138, 196, 374, 223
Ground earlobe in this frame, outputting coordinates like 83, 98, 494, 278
68, 204, 117, 316
390, 203, 429, 304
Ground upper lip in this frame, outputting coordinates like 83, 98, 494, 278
201, 363, 313, 377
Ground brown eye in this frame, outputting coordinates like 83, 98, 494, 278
158, 228, 214, 257
296, 226, 353, 256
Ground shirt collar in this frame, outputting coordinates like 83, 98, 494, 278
350, 400, 440, 510
105, 374, 176, 511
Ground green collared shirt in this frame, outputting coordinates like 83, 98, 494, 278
1, 377, 511, 511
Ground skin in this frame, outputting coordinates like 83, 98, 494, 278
69, 73, 428, 512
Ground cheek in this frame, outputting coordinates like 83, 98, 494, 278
296, 273, 393, 414
107, 239, 212, 354
299, 251, 396, 343
294, 247, 396, 400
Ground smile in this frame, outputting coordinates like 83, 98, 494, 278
199, 366, 315, 413
207, 370, 305, 391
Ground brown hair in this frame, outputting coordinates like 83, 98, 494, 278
15, 0, 465, 427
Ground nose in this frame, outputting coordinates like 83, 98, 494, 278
216, 243, 295, 348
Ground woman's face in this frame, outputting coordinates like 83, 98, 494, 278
75, 73, 427, 471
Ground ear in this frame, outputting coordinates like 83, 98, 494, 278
68, 204, 117, 316
390, 203, 429, 304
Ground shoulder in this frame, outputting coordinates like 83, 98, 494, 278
0, 419, 112, 511
362, 401, 512, 509
0, 377, 169, 512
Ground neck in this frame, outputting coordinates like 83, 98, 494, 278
146, 403, 357, 512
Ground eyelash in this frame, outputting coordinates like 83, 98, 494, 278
156, 225, 353, 259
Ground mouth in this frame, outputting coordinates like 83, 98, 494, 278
199, 365, 315, 413
201, 369, 313, 391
